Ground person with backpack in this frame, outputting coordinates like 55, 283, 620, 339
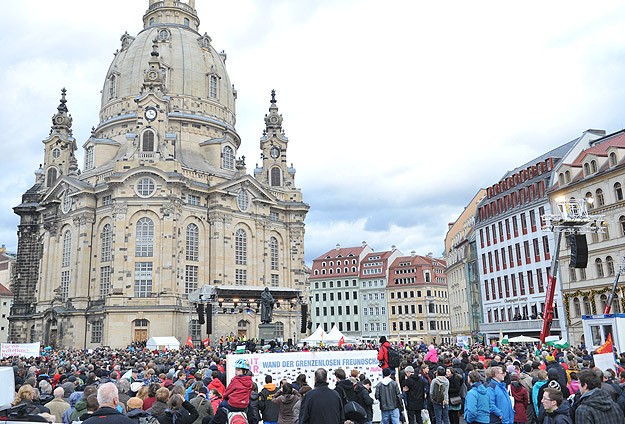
189, 387, 214, 424
270, 382, 301, 424
156, 394, 199, 424
259, 374, 280, 424
126, 397, 157, 424
210, 358, 253, 424
378, 336, 393, 371
402, 365, 425, 424
430, 366, 450, 424
333, 368, 367, 424
376, 368, 403, 424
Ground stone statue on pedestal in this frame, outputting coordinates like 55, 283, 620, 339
260, 287, 275, 324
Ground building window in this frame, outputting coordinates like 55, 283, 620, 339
583, 296, 591, 315
103, 195, 112, 206
109, 75, 116, 99
60, 270, 70, 302
188, 194, 201, 206
610, 152, 618, 166
573, 297, 581, 316
222, 146, 234, 169
189, 319, 201, 340
236, 269, 247, 285
186, 223, 199, 261
209, 75, 218, 98
596, 188, 605, 206
270, 167, 281, 186
235, 229, 247, 265
596, 258, 605, 278
185, 265, 198, 294
616, 183, 624, 202
271, 274, 279, 286
91, 320, 103, 343
237, 190, 249, 211
134, 262, 153, 297
607, 256, 615, 276
270, 237, 279, 270
47, 168, 57, 187
142, 130, 155, 152
62, 230, 72, 268
136, 177, 156, 197
101, 224, 112, 262
85, 146, 94, 170
135, 217, 154, 257
99, 266, 111, 299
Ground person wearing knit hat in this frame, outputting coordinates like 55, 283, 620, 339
127, 397, 143, 410
126, 396, 155, 424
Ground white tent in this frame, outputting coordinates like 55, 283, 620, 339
300, 325, 327, 344
326, 325, 357, 344
508, 335, 540, 343
146, 336, 180, 351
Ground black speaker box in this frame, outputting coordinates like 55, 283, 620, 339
205, 304, 213, 334
569, 234, 588, 268
196, 303, 205, 325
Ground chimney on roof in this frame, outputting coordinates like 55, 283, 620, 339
335, 243, 341, 250
391, 245, 396, 251
0, 245, 5, 254
362, 241, 367, 247
411, 251, 416, 257
427, 252, 433, 258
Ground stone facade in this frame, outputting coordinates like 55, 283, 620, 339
10, 0, 308, 348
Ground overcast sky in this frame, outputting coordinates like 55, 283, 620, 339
3, 1, 625, 265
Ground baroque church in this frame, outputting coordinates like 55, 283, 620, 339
10, 0, 308, 348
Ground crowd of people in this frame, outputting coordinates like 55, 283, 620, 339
2, 337, 625, 424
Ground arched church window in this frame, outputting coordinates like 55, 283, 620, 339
186, 223, 199, 261
142, 130, 155, 152
596, 188, 605, 206
235, 229, 247, 265
109, 75, 116, 99
136, 217, 154, 257
270, 167, 281, 186
270, 237, 279, 271
209, 75, 218, 98
101, 224, 112, 262
85, 146, 95, 170
610, 152, 618, 166
222, 146, 234, 169
62, 230, 72, 267
237, 190, 249, 211
184, 18, 190, 27
47, 168, 57, 188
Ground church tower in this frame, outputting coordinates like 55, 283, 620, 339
9, 0, 309, 348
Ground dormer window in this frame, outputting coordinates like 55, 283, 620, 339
584, 163, 590, 176
85, 146, 94, 170
209, 75, 218, 98
591, 160, 598, 173
610, 152, 618, 166
222, 146, 234, 169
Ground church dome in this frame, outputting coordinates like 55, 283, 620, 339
99, 0, 236, 129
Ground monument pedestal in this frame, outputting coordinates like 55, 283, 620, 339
259, 323, 279, 342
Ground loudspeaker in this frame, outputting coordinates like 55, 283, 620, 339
205, 304, 213, 334
569, 234, 588, 268
300, 304, 308, 333
196, 303, 205, 325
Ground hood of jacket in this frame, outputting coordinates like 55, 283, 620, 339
580, 388, 617, 412
472, 382, 487, 395
263, 382, 277, 392
336, 379, 356, 395
381, 376, 393, 386
546, 399, 571, 417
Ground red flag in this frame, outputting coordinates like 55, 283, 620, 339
596, 333, 613, 354
203, 338, 210, 347
186, 336, 194, 348
338, 336, 345, 347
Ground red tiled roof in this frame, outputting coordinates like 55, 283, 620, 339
570, 131, 625, 166
313, 245, 366, 261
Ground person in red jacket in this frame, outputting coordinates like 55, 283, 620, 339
210, 358, 253, 424
377, 336, 391, 370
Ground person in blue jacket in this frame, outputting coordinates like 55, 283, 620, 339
463, 371, 490, 424
486, 366, 514, 424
